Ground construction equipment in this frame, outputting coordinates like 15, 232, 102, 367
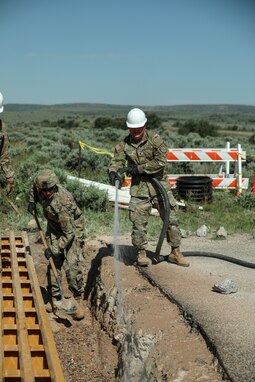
33, 211, 77, 315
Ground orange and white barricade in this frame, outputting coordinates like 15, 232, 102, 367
166, 142, 248, 194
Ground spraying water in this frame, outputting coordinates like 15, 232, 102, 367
113, 180, 132, 381
113, 181, 150, 381
113, 180, 125, 328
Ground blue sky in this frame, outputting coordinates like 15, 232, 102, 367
1, 0, 255, 106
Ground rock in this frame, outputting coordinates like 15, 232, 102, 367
180, 229, 190, 238
216, 226, 227, 239
27, 219, 37, 229
196, 224, 208, 237
212, 278, 238, 294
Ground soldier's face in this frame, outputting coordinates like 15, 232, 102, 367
41, 186, 55, 199
129, 126, 145, 143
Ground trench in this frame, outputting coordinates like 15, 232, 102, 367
84, 244, 228, 382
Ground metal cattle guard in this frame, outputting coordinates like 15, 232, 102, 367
0, 231, 65, 382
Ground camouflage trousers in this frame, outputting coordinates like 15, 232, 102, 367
129, 189, 181, 251
46, 231, 85, 298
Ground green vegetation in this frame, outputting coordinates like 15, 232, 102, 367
1, 103, 255, 238
177, 120, 219, 137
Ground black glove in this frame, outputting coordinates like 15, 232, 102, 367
27, 202, 36, 215
126, 164, 139, 177
108, 171, 123, 186
44, 248, 53, 260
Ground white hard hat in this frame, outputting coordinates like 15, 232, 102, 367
126, 108, 147, 128
0, 92, 4, 113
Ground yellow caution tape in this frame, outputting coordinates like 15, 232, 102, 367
79, 140, 113, 157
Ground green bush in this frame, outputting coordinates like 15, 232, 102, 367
234, 192, 255, 209
65, 180, 109, 211
178, 120, 219, 137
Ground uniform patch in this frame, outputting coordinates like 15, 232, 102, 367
115, 143, 122, 153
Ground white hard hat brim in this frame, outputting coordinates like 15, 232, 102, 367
126, 118, 147, 128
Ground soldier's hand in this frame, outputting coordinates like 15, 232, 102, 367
27, 202, 36, 215
6, 177, 14, 196
126, 164, 139, 177
108, 171, 123, 186
44, 248, 53, 260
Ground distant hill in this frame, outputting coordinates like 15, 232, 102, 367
5, 103, 255, 115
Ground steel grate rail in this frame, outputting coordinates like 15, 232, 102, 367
0, 231, 65, 382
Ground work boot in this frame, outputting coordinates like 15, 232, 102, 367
72, 295, 85, 321
168, 248, 190, 267
137, 250, 151, 267
52, 295, 77, 315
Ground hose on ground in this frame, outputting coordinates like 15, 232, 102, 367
183, 251, 255, 268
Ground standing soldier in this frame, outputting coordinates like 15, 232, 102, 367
28, 169, 86, 320
108, 108, 189, 267
0, 91, 15, 196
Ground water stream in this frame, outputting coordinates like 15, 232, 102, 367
112, 181, 132, 381
113, 180, 125, 325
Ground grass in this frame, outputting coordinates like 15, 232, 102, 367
2, 103, 255, 241
178, 190, 255, 237
2, 189, 254, 244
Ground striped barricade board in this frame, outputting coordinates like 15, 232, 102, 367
167, 174, 249, 190
167, 148, 246, 162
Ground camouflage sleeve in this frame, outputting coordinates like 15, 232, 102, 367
139, 134, 167, 175
108, 142, 127, 173
75, 214, 86, 242
0, 129, 15, 180
28, 184, 39, 203
57, 203, 76, 250
56, 191, 85, 250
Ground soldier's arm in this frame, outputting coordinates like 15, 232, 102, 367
108, 142, 127, 173
57, 200, 77, 251
0, 131, 15, 180
29, 185, 39, 203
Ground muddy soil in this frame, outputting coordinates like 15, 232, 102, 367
26, 232, 226, 382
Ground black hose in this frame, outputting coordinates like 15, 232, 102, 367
151, 177, 171, 260
183, 251, 255, 269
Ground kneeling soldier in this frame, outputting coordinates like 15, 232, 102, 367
28, 169, 86, 320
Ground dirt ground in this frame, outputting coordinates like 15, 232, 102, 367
26, 231, 227, 382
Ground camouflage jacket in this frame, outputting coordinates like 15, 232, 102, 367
30, 184, 86, 250
108, 130, 170, 197
0, 119, 15, 180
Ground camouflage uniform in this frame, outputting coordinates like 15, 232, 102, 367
30, 179, 86, 298
0, 119, 15, 183
108, 130, 181, 252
